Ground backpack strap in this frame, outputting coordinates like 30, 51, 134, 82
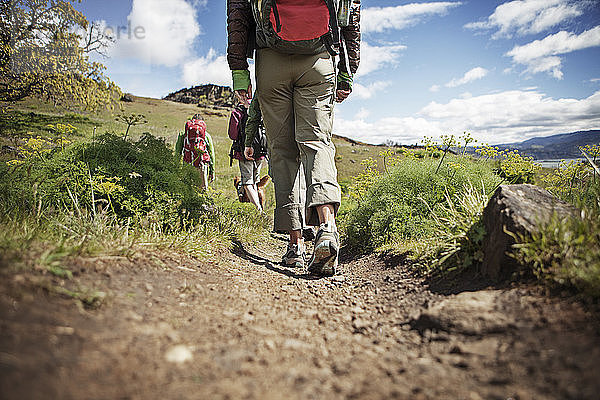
324, 0, 341, 57
272, 0, 282, 33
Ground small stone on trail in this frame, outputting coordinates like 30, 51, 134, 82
144, 283, 153, 292
332, 275, 346, 283
55, 326, 75, 335
264, 339, 275, 350
125, 311, 143, 322
165, 345, 193, 364
283, 338, 310, 350
352, 318, 370, 333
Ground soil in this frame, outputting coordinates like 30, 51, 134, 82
1, 236, 599, 400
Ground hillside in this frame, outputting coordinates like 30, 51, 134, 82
497, 130, 599, 159
163, 84, 235, 109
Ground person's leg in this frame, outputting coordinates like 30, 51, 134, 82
257, 48, 305, 267
293, 51, 340, 275
199, 163, 209, 191
239, 159, 262, 211
293, 52, 340, 226
256, 49, 304, 234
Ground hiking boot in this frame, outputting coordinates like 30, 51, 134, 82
282, 243, 305, 268
307, 222, 339, 277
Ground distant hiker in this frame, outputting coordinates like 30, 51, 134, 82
176, 113, 215, 191
229, 95, 269, 212
227, 0, 361, 275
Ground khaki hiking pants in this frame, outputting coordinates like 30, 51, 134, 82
256, 48, 341, 232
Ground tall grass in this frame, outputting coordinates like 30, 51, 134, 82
511, 202, 600, 299
0, 131, 271, 273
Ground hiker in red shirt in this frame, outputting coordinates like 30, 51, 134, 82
227, 0, 361, 276
176, 114, 216, 191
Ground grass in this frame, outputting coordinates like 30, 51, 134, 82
340, 142, 600, 300
511, 205, 600, 299
4, 95, 598, 301
339, 154, 501, 253
0, 96, 278, 286
1, 95, 386, 217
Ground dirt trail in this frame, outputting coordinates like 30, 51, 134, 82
1, 236, 599, 400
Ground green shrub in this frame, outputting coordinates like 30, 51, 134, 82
1, 133, 207, 228
340, 155, 501, 252
512, 206, 600, 299
539, 159, 600, 209
1, 132, 270, 260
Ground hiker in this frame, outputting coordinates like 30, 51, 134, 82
176, 113, 215, 191
227, 0, 361, 275
244, 94, 316, 241
229, 95, 269, 212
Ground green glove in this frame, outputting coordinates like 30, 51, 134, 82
337, 71, 353, 91
232, 70, 251, 92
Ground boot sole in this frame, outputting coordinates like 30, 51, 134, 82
308, 240, 338, 277
283, 260, 304, 269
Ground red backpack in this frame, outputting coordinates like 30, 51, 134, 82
251, 0, 348, 57
182, 119, 210, 167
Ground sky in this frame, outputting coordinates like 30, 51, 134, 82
76, 0, 600, 145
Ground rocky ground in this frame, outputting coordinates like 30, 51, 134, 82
1, 236, 599, 400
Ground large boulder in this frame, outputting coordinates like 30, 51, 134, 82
481, 184, 575, 280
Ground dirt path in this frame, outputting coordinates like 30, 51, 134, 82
1, 237, 599, 400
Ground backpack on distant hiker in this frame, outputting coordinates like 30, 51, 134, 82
250, 0, 352, 62
228, 104, 268, 166
182, 118, 210, 167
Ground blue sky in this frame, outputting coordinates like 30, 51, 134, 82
77, 0, 600, 145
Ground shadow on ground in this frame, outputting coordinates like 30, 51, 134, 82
230, 240, 320, 281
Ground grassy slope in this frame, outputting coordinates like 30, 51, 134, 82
2, 96, 383, 210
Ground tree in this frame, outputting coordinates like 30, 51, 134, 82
0, 0, 121, 109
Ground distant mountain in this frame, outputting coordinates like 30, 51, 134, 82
495, 130, 599, 159
163, 84, 235, 109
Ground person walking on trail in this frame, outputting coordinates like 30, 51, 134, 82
230, 95, 269, 212
227, 0, 361, 276
176, 113, 216, 191
243, 94, 316, 240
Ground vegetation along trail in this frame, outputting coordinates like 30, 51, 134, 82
2, 92, 600, 399
2, 234, 599, 399
2, 1, 599, 397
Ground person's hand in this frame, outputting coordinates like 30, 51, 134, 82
244, 146, 254, 160
336, 89, 351, 103
235, 83, 253, 107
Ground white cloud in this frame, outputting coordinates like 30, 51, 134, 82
362, 2, 462, 33
355, 108, 371, 119
352, 81, 391, 100
465, 0, 583, 39
182, 49, 257, 89
335, 89, 600, 145
430, 84, 440, 92
357, 42, 406, 77
445, 67, 489, 88
190, 0, 208, 7
182, 49, 231, 87
334, 115, 441, 146
506, 26, 600, 79
109, 0, 201, 67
